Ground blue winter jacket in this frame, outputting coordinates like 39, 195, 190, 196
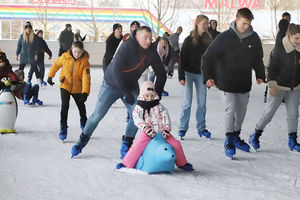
16, 34, 38, 64
104, 31, 167, 97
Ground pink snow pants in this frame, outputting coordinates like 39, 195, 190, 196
122, 132, 188, 168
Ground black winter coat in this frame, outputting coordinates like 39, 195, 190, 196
58, 29, 74, 50
104, 31, 166, 97
268, 42, 300, 90
35, 36, 52, 61
102, 33, 123, 72
201, 28, 265, 93
179, 34, 211, 80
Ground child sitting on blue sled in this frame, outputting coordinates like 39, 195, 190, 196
116, 81, 193, 171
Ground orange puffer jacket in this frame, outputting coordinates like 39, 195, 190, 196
48, 50, 91, 94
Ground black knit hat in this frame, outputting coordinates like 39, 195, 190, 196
113, 23, 122, 32
36, 29, 43, 35
130, 21, 140, 28
0, 51, 7, 63
65, 24, 72, 28
24, 21, 32, 30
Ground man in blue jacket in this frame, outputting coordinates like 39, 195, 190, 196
201, 8, 265, 159
71, 26, 167, 158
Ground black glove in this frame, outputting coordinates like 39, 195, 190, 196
79, 93, 88, 102
123, 91, 135, 105
47, 77, 55, 86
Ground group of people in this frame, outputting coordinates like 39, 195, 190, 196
1, 7, 300, 171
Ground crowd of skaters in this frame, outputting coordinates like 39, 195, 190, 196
1, 8, 300, 170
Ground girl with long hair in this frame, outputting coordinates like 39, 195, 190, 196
177, 15, 213, 140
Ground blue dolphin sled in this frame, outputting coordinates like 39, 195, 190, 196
135, 133, 176, 174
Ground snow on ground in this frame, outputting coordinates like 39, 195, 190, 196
1, 68, 300, 200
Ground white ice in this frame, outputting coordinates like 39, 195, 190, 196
1, 68, 299, 200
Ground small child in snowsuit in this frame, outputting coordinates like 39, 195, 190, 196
47, 41, 91, 141
117, 81, 193, 171
14, 70, 43, 105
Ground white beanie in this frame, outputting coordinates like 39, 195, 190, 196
139, 81, 157, 97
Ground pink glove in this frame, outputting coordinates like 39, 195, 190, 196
144, 127, 155, 138
162, 130, 170, 139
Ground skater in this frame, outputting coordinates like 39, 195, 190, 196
201, 8, 265, 159
0, 51, 42, 105
208, 19, 221, 39
122, 21, 140, 42
28, 29, 52, 86
102, 23, 123, 73
249, 24, 300, 152
177, 15, 212, 140
167, 26, 182, 78
74, 29, 86, 42
14, 70, 43, 105
47, 41, 91, 141
71, 26, 167, 159
282, 12, 291, 23
0, 51, 21, 89
116, 81, 193, 171
16, 21, 38, 74
58, 24, 74, 56
153, 36, 174, 96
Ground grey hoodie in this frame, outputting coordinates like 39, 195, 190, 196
229, 21, 253, 40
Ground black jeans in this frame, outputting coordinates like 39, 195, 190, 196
60, 88, 87, 126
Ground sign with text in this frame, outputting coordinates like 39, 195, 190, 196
204, 0, 263, 9
31, 0, 76, 5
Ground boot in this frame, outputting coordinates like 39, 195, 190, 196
71, 133, 91, 157
120, 135, 134, 159
198, 129, 211, 139
178, 130, 186, 140
249, 129, 263, 151
288, 132, 300, 152
178, 163, 194, 171
59, 124, 68, 141
32, 96, 43, 105
24, 95, 29, 105
224, 133, 236, 159
232, 130, 250, 152
80, 121, 86, 131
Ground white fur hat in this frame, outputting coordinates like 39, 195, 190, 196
139, 81, 157, 97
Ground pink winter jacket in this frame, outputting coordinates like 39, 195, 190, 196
132, 103, 171, 133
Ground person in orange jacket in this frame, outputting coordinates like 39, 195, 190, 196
47, 41, 91, 141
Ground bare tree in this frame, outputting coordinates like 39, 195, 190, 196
265, 0, 298, 37
29, 2, 62, 40
77, 0, 103, 42
137, 0, 179, 37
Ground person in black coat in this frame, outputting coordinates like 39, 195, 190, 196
102, 23, 123, 73
249, 23, 300, 153
177, 15, 213, 140
58, 24, 74, 56
27, 29, 52, 86
208, 19, 221, 39
201, 8, 265, 159
275, 19, 289, 47
71, 26, 167, 159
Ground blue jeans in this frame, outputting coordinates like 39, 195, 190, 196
23, 82, 39, 100
179, 72, 207, 132
83, 81, 138, 138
